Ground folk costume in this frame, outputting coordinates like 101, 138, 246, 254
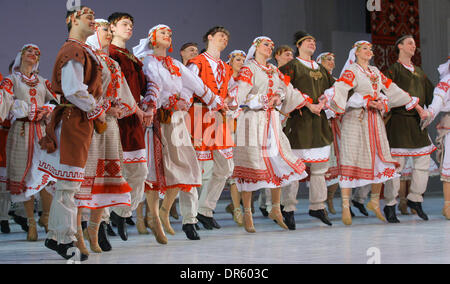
425, 57, 450, 219
186, 46, 234, 224
0, 72, 11, 231
324, 41, 419, 225
0, 44, 59, 240
75, 20, 136, 211
37, 8, 104, 249
134, 24, 223, 239
383, 59, 436, 217
109, 34, 148, 224
231, 37, 308, 232
279, 31, 335, 223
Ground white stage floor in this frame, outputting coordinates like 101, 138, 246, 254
1, 194, 449, 264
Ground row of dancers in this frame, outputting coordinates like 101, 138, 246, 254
0, 6, 449, 262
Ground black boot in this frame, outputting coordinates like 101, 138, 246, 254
259, 207, 269, 217
196, 213, 214, 230
210, 217, 221, 229
0, 220, 10, 234
407, 200, 429, 221
12, 213, 28, 232
126, 217, 135, 226
383, 205, 400, 223
352, 200, 369, 216
105, 222, 117, 237
283, 211, 296, 230
56, 242, 89, 262
98, 222, 112, 252
110, 211, 128, 241
182, 224, 200, 240
309, 209, 332, 226
44, 238, 58, 251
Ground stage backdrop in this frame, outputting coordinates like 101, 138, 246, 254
370, 0, 422, 72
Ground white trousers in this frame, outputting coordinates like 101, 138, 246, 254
47, 180, 81, 244
198, 151, 234, 217
384, 155, 430, 206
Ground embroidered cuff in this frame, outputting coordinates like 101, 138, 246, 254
405, 97, 419, 111
87, 103, 105, 121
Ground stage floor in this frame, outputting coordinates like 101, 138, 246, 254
1, 194, 449, 264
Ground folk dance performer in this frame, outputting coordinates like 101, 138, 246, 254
186, 26, 233, 230
315, 52, 341, 215
0, 44, 58, 241
324, 40, 427, 225
422, 55, 450, 220
224, 49, 247, 227
383, 35, 436, 222
279, 31, 335, 227
232, 36, 309, 233
134, 24, 224, 241
107, 12, 152, 241
36, 6, 103, 261
72, 19, 138, 254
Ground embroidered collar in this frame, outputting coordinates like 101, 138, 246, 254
356, 63, 379, 84
203, 52, 222, 64
252, 59, 275, 75
15, 71, 39, 87
398, 61, 415, 73
151, 55, 181, 77
296, 57, 319, 70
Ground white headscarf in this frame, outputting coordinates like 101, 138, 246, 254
12, 44, 41, 74
133, 24, 172, 59
226, 50, 247, 64
86, 19, 110, 51
316, 52, 335, 65
438, 55, 450, 80
245, 36, 274, 63
340, 40, 372, 78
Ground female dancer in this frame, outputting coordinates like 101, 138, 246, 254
232, 36, 313, 233
73, 19, 137, 254
225, 50, 246, 226
422, 56, 450, 219
134, 24, 223, 241
324, 40, 427, 225
0, 44, 58, 240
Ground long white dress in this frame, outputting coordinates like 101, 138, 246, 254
325, 63, 417, 188
142, 54, 221, 192
232, 59, 308, 192
0, 72, 59, 202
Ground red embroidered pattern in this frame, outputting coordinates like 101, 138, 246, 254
337, 70, 355, 87
1, 78, 13, 94
237, 67, 253, 86
380, 72, 392, 89
437, 82, 450, 93
45, 80, 58, 99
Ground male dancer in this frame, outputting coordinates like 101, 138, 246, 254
180, 42, 199, 66
384, 35, 435, 222
41, 6, 103, 261
107, 12, 152, 240
279, 31, 335, 227
185, 26, 233, 231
